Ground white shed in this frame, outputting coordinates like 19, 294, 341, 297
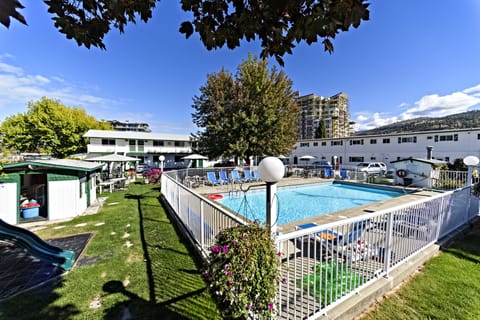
0, 159, 103, 225
391, 157, 446, 188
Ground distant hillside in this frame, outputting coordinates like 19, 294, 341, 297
356, 110, 480, 135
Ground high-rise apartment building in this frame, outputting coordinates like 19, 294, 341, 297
297, 92, 354, 139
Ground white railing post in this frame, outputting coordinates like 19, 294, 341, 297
384, 211, 394, 276
200, 200, 205, 251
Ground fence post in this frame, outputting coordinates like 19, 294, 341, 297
200, 200, 205, 252
384, 211, 394, 276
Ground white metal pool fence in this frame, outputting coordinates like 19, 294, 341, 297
160, 169, 479, 319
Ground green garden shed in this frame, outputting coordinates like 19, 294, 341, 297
0, 159, 103, 225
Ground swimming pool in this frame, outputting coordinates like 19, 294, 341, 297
217, 182, 403, 225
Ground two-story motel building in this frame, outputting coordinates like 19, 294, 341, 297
290, 127, 480, 168
83, 130, 195, 169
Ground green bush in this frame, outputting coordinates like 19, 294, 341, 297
203, 223, 281, 319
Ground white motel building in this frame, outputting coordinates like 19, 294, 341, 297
83, 130, 195, 169
290, 127, 480, 168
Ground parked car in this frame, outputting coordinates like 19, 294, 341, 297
308, 160, 333, 170
136, 163, 150, 173
356, 162, 387, 175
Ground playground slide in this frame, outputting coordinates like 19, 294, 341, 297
0, 219, 75, 271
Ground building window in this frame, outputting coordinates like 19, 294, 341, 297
436, 134, 459, 142
349, 156, 364, 162
153, 140, 164, 146
427, 136, 433, 140
313, 142, 318, 146
398, 136, 417, 143
349, 139, 364, 145
383, 138, 390, 144
445, 156, 450, 163
321, 142, 327, 146
370, 139, 377, 144
175, 141, 185, 147
477, 133, 480, 140
101, 139, 115, 145
300, 142, 310, 147
331, 140, 343, 146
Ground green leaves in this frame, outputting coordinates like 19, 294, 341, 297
3, 0, 369, 66
204, 223, 281, 318
191, 54, 299, 161
0, 97, 111, 158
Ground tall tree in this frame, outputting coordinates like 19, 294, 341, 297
0, 97, 111, 158
192, 54, 299, 161
1, 0, 370, 65
315, 120, 327, 138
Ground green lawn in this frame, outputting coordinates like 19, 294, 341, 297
0, 182, 221, 320
360, 222, 480, 320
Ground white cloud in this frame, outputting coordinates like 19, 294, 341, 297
400, 90, 480, 120
0, 58, 118, 120
354, 83, 480, 131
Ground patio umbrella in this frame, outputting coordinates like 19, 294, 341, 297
181, 154, 208, 175
299, 155, 315, 167
181, 154, 208, 160
86, 154, 140, 178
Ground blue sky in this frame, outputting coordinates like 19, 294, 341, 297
1, 1, 480, 134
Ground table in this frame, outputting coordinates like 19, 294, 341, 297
98, 180, 114, 193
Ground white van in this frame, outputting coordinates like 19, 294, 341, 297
356, 162, 387, 175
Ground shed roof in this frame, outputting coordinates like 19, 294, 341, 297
390, 157, 446, 167
2, 159, 104, 172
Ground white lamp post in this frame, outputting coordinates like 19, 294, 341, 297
159, 155, 165, 172
258, 157, 285, 235
333, 155, 338, 172
463, 155, 479, 186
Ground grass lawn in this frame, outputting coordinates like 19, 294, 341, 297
359, 221, 480, 320
0, 182, 221, 320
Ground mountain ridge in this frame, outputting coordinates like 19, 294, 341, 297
355, 110, 480, 136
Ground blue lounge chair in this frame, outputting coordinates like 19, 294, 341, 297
253, 169, 261, 181
207, 171, 222, 185
244, 170, 259, 182
219, 170, 233, 184
296, 219, 373, 262
340, 169, 349, 180
324, 167, 334, 178
231, 170, 246, 183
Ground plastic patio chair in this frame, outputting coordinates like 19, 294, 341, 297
219, 170, 233, 184
296, 219, 374, 262
244, 170, 259, 182
206, 171, 223, 185
324, 167, 334, 178
340, 169, 350, 180
231, 170, 246, 183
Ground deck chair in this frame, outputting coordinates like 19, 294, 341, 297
231, 170, 246, 183
393, 211, 436, 240
219, 170, 233, 184
244, 170, 259, 182
296, 219, 373, 262
340, 169, 350, 180
206, 171, 223, 185
253, 169, 261, 181
324, 167, 334, 178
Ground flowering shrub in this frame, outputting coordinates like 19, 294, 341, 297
203, 223, 281, 319
143, 168, 162, 184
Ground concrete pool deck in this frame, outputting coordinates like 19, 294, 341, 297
193, 176, 441, 233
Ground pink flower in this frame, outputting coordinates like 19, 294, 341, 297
226, 271, 232, 276
222, 245, 229, 253
276, 251, 282, 257
269, 302, 274, 310
246, 303, 251, 310
224, 264, 229, 270
211, 245, 221, 253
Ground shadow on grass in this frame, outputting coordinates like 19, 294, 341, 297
0, 277, 81, 319
442, 222, 480, 263
101, 188, 218, 319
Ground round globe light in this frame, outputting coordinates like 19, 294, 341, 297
463, 155, 479, 166
159, 155, 165, 161
258, 157, 285, 183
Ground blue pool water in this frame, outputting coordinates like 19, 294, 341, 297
217, 182, 403, 225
